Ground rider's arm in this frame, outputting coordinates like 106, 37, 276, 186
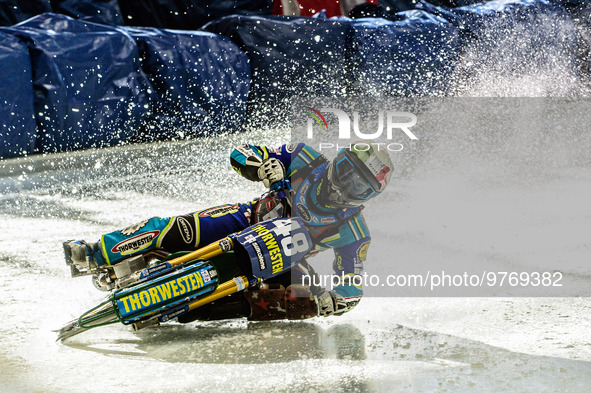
315, 237, 369, 316
311, 211, 372, 316
230, 143, 316, 182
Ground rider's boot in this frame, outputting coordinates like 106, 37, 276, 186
63, 240, 105, 277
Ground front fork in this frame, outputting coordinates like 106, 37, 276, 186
89, 249, 172, 291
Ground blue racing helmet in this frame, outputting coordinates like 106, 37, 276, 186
323, 142, 393, 208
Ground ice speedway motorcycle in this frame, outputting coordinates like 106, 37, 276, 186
57, 182, 312, 341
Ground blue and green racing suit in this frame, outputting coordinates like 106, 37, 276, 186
91, 143, 371, 317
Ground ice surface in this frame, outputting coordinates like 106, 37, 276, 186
1, 127, 590, 392
2, 5, 591, 389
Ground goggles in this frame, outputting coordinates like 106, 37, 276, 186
333, 156, 377, 201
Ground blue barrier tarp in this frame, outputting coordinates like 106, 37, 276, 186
123, 27, 251, 138
119, 0, 272, 30
0, 32, 36, 158
556, 0, 591, 74
349, 10, 461, 96
418, 0, 578, 43
8, 13, 155, 153
416, 0, 580, 88
0, 0, 51, 26
50, 0, 124, 25
202, 15, 352, 111
451, 0, 575, 33
204, 11, 461, 103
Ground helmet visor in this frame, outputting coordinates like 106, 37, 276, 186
334, 156, 376, 201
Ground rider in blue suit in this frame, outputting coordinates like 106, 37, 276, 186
64, 142, 394, 320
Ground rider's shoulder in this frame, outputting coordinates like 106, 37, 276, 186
329, 208, 371, 245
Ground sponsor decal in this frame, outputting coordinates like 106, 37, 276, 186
176, 217, 194, 244
233, 276, 246, 291
160, 306, 189, 323
219, 238, 232, 252
320, 216, 336, 224
364, 153, 391, 189
199, 204, 239, 218
250, 224, 284, 275
252, 241, 266, 270
299, 180, 310, 196
237, 144, 255, 157
285, 143, 298, 153
112, 231, 159, 255
201, 269, 211, 283
120, 219, 149, 236
296, 203, 312, 222
141, 262, 171, 278
357, 241, 370, 261
117, 268, 210, 316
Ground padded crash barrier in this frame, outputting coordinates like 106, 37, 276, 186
122, 27, 251, 140
202, 10, 460, 120
0, 32, 36, 158
0, 0, 589, 158
7, 13, 154, 153
416, 0, 582, 81
202, 14, 352, 124
0, 1, 272, 28
118, 0, 272, 30
0, 0, 52, 27
50, 0, 125, 25
0, 13, 251, 156
348, 10, 461, 96
0, 0, 121, 26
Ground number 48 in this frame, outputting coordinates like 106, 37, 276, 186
273, 219, 310, 257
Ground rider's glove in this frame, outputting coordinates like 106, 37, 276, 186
315, 290, 351, 317
315, 290, 336, 317
257, 158, 285, 188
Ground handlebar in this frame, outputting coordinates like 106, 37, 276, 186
270, 179, 291, 200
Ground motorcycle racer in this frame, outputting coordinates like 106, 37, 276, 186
64, 142, 393, 321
